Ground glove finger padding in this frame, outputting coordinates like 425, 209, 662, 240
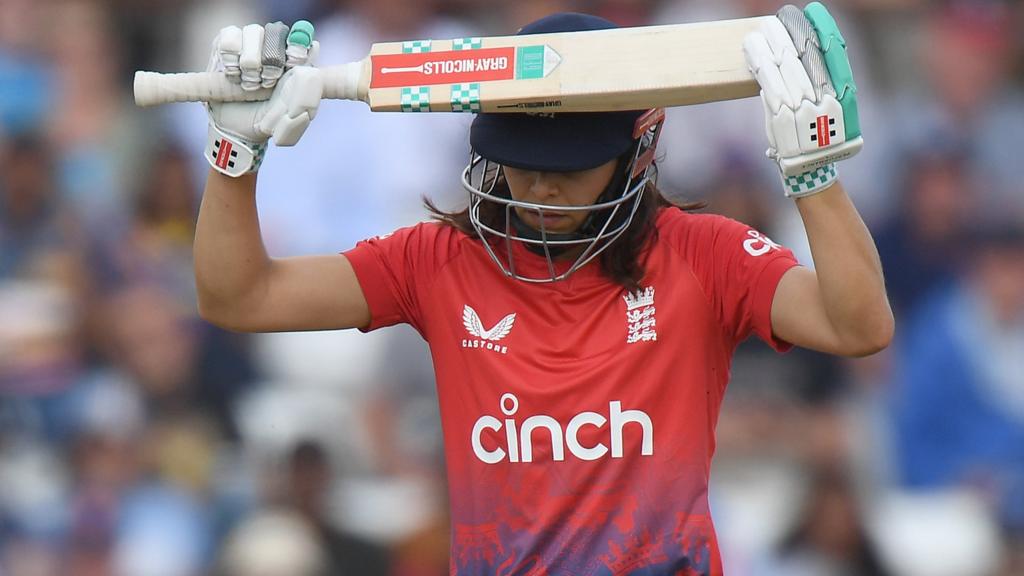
777, 4, 835, 102
260, 22, 289, 88
286, 21, 318, 67
212, 26, 243, 79
239, 24, 265, 91
744, 26, 802, 158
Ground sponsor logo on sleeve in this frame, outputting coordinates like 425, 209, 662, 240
742, 230, 781, 257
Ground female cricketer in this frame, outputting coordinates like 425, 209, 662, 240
194, 5, 893, 574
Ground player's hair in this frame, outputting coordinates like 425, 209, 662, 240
425, 160, 704, 292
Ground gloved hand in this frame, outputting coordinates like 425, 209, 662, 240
205, 21, 323, 177
743, 2, 863, 198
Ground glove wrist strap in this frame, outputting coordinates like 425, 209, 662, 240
783, 163, 838, 198
205, 124, 265, 177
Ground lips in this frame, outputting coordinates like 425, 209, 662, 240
524, 211, 570, 230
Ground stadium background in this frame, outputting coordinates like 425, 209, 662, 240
1, 0, 1022, 574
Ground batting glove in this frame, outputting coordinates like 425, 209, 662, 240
743, 2, 863, 198
205, 21, 323, 177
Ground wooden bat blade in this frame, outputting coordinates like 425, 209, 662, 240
133, 16, 770, 112
363, 16, 772, 112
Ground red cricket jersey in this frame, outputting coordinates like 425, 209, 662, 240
344, 207, 799, 575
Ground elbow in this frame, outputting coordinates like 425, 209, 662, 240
843, 307, 895, 358
196, 296, 230, 329
196, 295, 251, 332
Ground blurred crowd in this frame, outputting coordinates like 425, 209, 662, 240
0, 0, 1022, 575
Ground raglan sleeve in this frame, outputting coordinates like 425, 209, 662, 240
342, 222, 450, 336
668, 212, 801, 351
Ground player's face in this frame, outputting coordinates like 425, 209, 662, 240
503, 159, 618, 233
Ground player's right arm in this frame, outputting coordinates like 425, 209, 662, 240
193, 22, 370, 332
194, 171, 371, 332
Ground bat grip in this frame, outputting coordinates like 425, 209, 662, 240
133, 64, 363, 107
321, 63, 363, 101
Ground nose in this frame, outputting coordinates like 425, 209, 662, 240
529, 172, 560, 201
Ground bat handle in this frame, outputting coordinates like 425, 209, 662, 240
133, 63, 364, 107
321, 63, 364, 101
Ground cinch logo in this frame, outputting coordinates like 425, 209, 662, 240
471, 393, 654, 464
461, 305, 515, 354
742, 229, 781, 257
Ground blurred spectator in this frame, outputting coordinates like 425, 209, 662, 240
760, 463, 891, 576
873, 139, 976, 316
883, 0, 1024, 218
0, 134, 88, 439
389, 484, 451, 576
500, 0, 589, 29
596, 0, 658, 26
95, 283, 201, 417
86, 144, 255, 438
0, 0, 53, 137
47, 0, 150, 226
113, 480, 213, 576
91, 145, 196, 308
65, 415, 142, 576
685, 149, 774, 234
283, 439, 391, 576
220, 509, 326, 576
889, 219, 1024, 536
0, 437, 68, 576
107, 414, 228, 576
0, 135, 84, 285
89, 279, 251, 438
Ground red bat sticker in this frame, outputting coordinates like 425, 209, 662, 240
371, 48, 516, 88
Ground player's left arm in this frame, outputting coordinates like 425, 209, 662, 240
772, 181, 893, 356
744, 3, 893, 357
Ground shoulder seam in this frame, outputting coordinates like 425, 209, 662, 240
417, 224, 471, 315
660, 214, 734, 348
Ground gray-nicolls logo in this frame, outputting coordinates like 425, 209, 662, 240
623, 287, 657, 344
462, 305, 515, 355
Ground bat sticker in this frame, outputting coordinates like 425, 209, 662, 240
370, 46, 561, 88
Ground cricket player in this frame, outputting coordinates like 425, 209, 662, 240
193, 5, 893, 574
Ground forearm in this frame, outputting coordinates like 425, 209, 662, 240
796, 181, 894, 348
193, 169, 271, 319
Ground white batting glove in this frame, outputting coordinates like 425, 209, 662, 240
744, 3, 863, 198
205, 21, 323, 177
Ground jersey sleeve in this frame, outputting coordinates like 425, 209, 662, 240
343, 222, 456, 336
662, 211, 800, 351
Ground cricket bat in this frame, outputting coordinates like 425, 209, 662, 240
134, 16, 772, 112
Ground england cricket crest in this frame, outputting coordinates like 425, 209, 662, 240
623, 287, 657, 344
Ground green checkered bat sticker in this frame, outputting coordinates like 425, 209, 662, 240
402, 40, 432, 54
451, 83, 481, 113
453, 37, 482, 51
400, 87, 431, 112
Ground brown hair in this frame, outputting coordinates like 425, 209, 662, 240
425, 162, 704, 292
